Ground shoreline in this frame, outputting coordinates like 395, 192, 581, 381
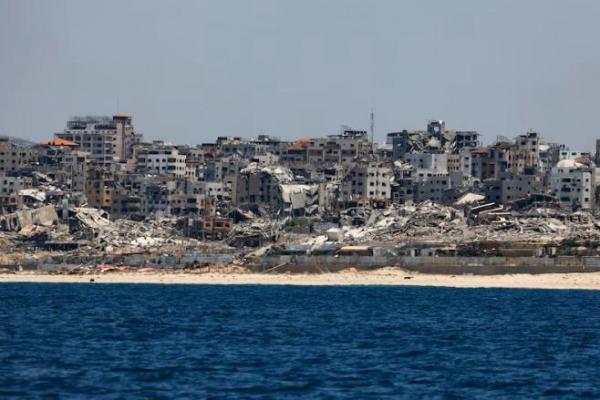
4, 269, 600, 289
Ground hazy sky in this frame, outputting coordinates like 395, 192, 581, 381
1, 0, 599, 149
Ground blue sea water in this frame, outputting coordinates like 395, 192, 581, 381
1, 284, 600, 399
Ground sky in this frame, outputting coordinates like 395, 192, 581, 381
1, 0, 599, 149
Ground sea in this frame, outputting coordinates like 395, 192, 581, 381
2, 284, 600, 399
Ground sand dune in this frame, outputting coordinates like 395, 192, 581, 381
3, 268, 600, 290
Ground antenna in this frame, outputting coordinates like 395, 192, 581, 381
370, 109, 375, 153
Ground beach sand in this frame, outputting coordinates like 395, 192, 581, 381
3, 268, 600, 289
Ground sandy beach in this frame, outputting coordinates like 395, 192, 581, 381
3, 268, 600, 289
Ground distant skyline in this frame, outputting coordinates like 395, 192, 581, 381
1, 0, 600, 149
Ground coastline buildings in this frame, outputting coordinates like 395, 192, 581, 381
1, 115, 600, 242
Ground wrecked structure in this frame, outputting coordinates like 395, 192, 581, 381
2, 116, 600, 273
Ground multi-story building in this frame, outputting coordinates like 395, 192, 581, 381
85, 166, 115, 211
36, 138, 89, 193
136, 142, 187, 177
0, 138, 38, 172
484, 172, 544, 204
558, 149, 592, 161
515, 131, 540, 174
0, 193, 23, 213
390, 131, 422, 160
447, 149, 473, 187
390, 162, 415, 204
340, 161, 391, 204
549, 159, 595, 210
111, 188, 144, 220
8, 113, 600, 222
58, 151, 89, 193
306, 130, 370, 166
233, 164, 293, 206
413, 173, 452, 203
539, 143, 561, 174
203, 155, 247, 182
0, 175, 32, 195
452, 131, 480, 152
469, 147, 497, 181
220, 139, 259, 159
201, 181, 229, 201
55, 114, 142, 166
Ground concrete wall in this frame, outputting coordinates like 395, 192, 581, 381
8, 252, 600, 275
0, 205, 58, 231
248, 255, 600, 275
6, 252, 235, 271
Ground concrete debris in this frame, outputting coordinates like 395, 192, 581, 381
279, 184, 319, 213
18, 225, 50, 242
19, 188, 46, 203
240, 163, 294, 183
331, 201, 465, 243
226, 217, 287, 248
326, 228, 344, 242
257, 200, 600, 251
0, 205, 59, 232
455, 193, 485, 206
2, 193, 600, 267
72, 207, 111, 230
228, 208, 255, 223
66, 207, 204, 253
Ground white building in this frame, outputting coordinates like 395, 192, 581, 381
558, 149, 592, 161
341, 161, 391, 203
136, 146, 187, 177
549, 159, 594, 210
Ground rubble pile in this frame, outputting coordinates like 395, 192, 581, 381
0, 231, 21, 249
469, 208, 600, 243
226, 217, 288, 248
239, 163, 294, 183
4, 196, 600, 263
276, 201, 600, 249
338, 201, 468, 243
68, 207, 202, 253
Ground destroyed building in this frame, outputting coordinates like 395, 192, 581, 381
2, 114, 600, 266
